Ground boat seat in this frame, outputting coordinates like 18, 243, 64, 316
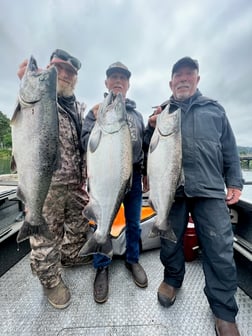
89, 204, 156, 238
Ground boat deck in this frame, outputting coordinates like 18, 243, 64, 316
0, 248, 251, 336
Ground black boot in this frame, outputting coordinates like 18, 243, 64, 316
93, 267, 109, 303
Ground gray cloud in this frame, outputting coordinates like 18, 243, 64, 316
1, 0, 252, 146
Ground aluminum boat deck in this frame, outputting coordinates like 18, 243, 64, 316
0, 248, 251, 336
0, 178, 251, 335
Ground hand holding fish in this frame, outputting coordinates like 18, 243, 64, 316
226, 187, 242, 205
149, 106, 162, 128
17, 59, 29, 79
142, 175, 149, 193
17, 59, 43, 80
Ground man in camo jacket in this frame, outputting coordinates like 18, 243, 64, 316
17, 49, 91, 309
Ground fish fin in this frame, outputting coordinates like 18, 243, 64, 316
148, 225, 160, 238
149, 133, 160, 153
16, 186, 26, 204
82, 203, 98, 222
124, 174, 132, 195
92, 103, 101, 119
16, 219, 54, 243
78, 236, 98, 256
78, 236, 113, 259
159, 229, 177, 243
28, 55, 38, 72
10, 102, 21, 125
16, 187, 26, 203
10, 156, 17, 173
148, 199, 156, 212
177, 168, 185, 187
89, 128, 102, 153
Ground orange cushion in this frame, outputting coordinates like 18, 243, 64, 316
89, 204, 156, 238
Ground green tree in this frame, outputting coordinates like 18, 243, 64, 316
0, 111, 11, 148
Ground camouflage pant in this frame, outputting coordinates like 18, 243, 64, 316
30, 183, 89, 288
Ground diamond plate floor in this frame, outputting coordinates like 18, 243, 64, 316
0, 249, 251, 336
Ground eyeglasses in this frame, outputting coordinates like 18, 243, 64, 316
50, 49, 81, 71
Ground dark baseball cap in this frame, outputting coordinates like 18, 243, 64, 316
50, 49, 81, 74
172, 57, 199, 76
106, 61, 131, 78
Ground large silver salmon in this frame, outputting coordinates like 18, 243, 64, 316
79, 92, 132, 258
11, 56, 58, 243
147, 106, 182, 242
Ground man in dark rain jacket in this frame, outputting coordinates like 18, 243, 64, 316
144, 57, 243, 336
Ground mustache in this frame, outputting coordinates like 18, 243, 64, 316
58, 77, 71, 84
176, 83, 190, 90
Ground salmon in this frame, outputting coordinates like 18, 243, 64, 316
11, 56, 58, 243
79, 92, 132, 258
147, 106, 182, 242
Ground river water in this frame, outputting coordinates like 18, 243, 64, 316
1, 158, 252, 201
241, 170, 252, 201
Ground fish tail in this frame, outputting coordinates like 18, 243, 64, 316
82, 203, 97, 222
78, 236, 98, 256
159, 228, 177, 243
16, 219, 54, 243
148, 225, 160, 238
78, 236, 113, 259
148, 222, 177, 243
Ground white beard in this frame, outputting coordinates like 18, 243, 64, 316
57, 77, 77, 97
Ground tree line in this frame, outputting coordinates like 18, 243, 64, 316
0, 109, 251, 156
0, 111, 11, 150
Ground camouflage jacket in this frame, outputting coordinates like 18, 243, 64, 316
51, 100, 86, 186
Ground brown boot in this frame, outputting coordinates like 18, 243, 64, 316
157, 281, 176, 307
43, 279, 71, 309
215, 318, 240, 336
93, 267, 109, 304
125, 262, 148, 288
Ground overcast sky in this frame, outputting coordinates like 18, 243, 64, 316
1, 0, 252, 146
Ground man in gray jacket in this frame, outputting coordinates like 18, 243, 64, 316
81, 62, 148, 304
144, 57, 243, 336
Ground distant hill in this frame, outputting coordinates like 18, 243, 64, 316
238, 146, 252, 155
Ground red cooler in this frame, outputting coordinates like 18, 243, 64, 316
183, 216, 199, 261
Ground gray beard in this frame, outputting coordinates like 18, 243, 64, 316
57, 86, 74, 97
57, 78, 76, 97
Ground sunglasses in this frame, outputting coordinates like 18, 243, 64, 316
50, 49, 81, 71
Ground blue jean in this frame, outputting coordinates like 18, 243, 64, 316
93, 169, 142, 269
160, 195, 238, 322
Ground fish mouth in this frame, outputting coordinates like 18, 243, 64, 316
109, 86, 124, 97
106, 91, 123, 105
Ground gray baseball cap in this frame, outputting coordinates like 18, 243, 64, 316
172, 57, 199, 76
106, 61, 131, 78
